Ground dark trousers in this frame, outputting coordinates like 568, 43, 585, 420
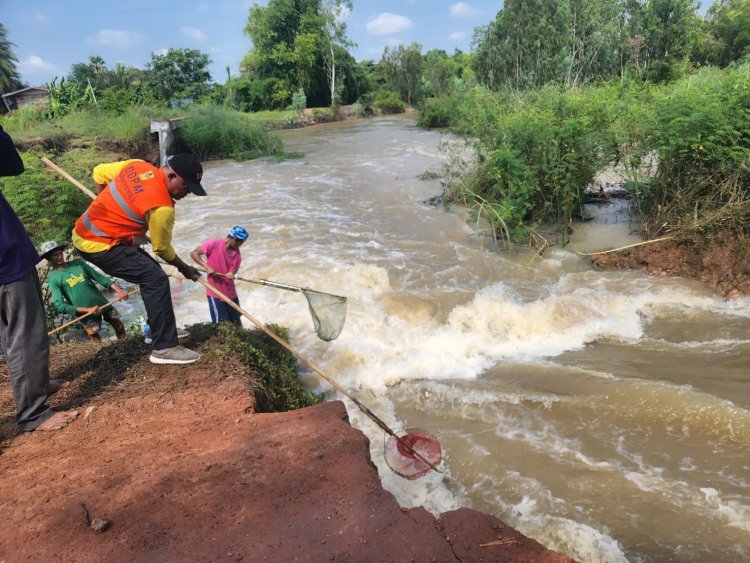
79, 246, 178, 350
0, 270, 54, 431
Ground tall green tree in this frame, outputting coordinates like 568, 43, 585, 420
68, 55, 110, 91
565, 0, 626, 86
694, 0, 750, 66
625, 0, 701, 81
0, 23, 23, 96
423, 49, 457, 97
144, 48, 213, 103
381, 42, 423, 104
241, 0, 328, 107
320, 0, 354, 105
472, 0, 572, 91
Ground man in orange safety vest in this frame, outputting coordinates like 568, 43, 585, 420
73, 154, 204, 364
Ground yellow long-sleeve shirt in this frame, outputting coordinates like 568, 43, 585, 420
72, 160, 177, 261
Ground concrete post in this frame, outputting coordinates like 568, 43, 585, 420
150, 120, 175, 166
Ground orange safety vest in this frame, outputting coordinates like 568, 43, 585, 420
74, 160, 174, 247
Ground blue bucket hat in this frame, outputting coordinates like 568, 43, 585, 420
229, 226, 249, 241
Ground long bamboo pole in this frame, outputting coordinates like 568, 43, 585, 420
47, 289, 141, 336
40, 156, 98, 199
194, 276, 442, 475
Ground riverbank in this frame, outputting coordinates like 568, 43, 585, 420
579, 183, 748, 298
0, 329, 571, 562
590, 235, 750, 299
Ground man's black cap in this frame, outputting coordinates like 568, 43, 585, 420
167, 154, 206, 196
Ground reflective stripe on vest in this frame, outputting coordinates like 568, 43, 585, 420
81, 210, 112, 239
109, 180, 147, 227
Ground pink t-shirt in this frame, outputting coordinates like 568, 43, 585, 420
201, 239, 242, 299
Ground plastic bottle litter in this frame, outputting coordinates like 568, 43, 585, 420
139, 316, 152, 344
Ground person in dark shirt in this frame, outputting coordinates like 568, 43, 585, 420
0, 125, 78, 431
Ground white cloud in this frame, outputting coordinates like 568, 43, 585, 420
449, 31, 467, 41
87, 29, 144, 49
366, 13, 414, 36
181, 26, 206, 41
450, 2, 481, 17
18, 55, 59, 77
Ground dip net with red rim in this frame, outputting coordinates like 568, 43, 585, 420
384, 428, 442, 480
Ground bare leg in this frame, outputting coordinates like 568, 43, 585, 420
110, 318, 126, 339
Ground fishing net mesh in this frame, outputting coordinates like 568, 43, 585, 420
303, 289, 347, 341
384, 428, 442, 480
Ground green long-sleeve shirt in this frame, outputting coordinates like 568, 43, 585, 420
47, 259, 113, 317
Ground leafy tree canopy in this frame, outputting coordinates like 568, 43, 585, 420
472, 0, 702, 90
145, 48, 213, 103
241, 0, 359, 107
694, 0, 750, 66
0, 22, 23, 96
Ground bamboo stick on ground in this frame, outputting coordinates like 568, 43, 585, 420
576, 235, 676, 256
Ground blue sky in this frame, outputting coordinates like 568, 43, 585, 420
1, 0, 499, 87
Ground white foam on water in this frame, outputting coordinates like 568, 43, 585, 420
619, 466, 750, 534
701, 488, 750, 533
480, 473, 629, 563
642, 337, 750, 351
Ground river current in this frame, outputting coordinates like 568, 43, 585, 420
160, 115, 749, 562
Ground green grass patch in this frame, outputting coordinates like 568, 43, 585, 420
176, 105, 283, 161
195, 322, 319, 412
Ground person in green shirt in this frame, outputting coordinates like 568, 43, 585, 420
41, 240, 128, 342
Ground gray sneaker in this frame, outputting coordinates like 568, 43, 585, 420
149, 345, 200, 365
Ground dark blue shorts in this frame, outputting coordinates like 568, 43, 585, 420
207, 295, 242, 324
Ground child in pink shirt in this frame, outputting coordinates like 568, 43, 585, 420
190, 226, 248, 325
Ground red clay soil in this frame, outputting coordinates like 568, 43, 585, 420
591, 237, 750, 298
0, 361, 572, 562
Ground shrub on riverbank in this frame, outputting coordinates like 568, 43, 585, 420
433, 85, 619, 244
195, 322, 319, 412
640, 64, 750, 242
372, 90, 407, 114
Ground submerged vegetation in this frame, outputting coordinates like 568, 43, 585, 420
422, 63, 749, 249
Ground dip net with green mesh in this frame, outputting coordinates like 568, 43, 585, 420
302, 288, 347, 341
